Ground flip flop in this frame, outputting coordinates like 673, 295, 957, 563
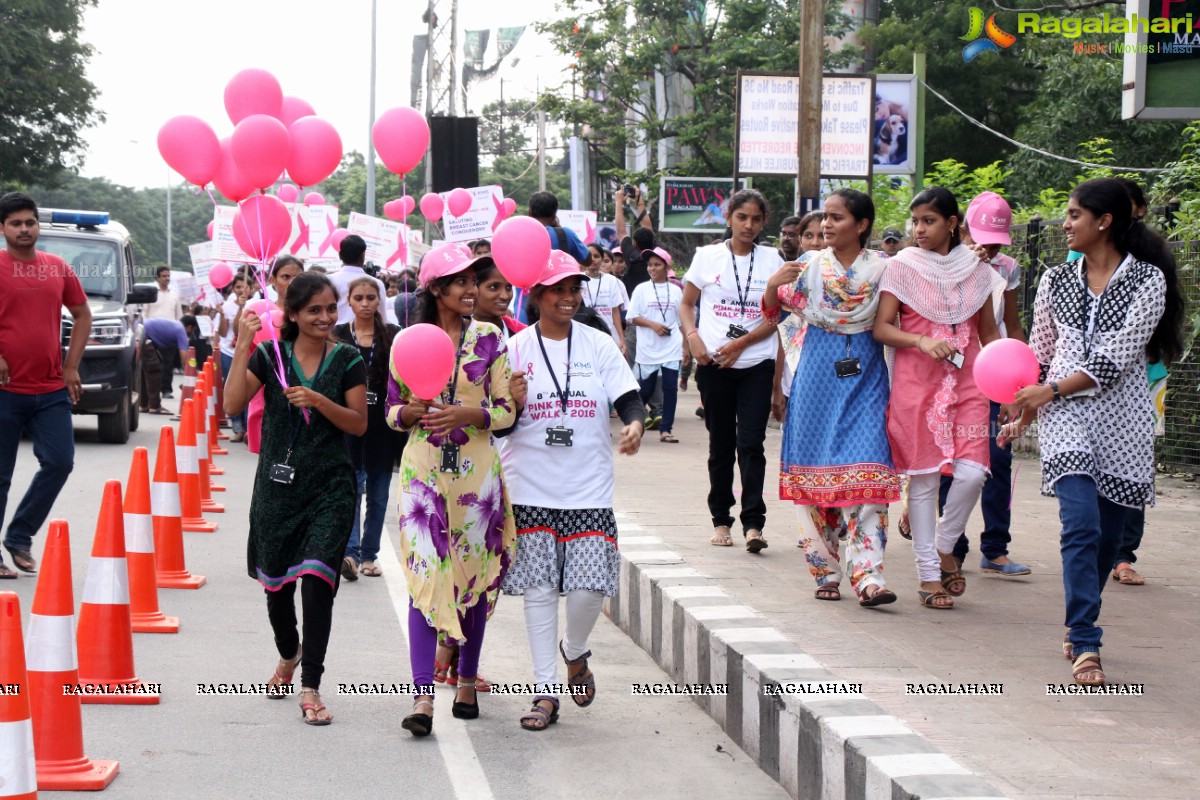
1112, 564, 1145, 585
5, 547, 36, 574
146, 407, 172, 415
859, 587, 897, 607
659, 432, 679, 443
0, 562, 17, 580
710, 526, 733, 547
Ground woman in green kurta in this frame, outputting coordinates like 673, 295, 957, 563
225, 271, 368, 726
386, 243, 516, 736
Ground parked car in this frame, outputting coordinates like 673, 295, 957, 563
35, 209, 158, 443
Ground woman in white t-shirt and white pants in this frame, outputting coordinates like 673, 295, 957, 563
627, 246, 686, 442
679, 190, 782, 552
499, 253, 644, 732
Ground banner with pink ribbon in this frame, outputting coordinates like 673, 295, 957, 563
557, 209, 598, 244
441, 185, 504, 244
346, 211, 413, 273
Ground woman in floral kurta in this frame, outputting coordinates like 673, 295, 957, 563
385, 243, 516, 736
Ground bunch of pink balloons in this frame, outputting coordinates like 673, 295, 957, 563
384, 196, 416, 222
156, 68, 345, 196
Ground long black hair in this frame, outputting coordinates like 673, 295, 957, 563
909, 186, 962, 248
416, 275, 458, 326
281, 271, 338, 342
1072, 178, 1184, 364
345, 275, 395, 389
829, 188, 875, 248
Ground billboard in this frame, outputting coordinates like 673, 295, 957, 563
872, 75, 918, 175
658, 177, 746, 234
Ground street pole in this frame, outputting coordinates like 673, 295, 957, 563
366, 0, 378, 216
537, 110, 547, 191
424, 5, 435, 242
913, 52, 927, 193
165, 168, 172, 267
797, 0, 823, 215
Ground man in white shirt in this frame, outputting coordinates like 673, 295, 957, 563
328, 235, 387, 324
144, 265, 183, 321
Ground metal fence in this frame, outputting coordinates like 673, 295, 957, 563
1007, 214, 1200, 474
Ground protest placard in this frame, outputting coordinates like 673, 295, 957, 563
441, 185, 504, 243
557, 209, 598, 244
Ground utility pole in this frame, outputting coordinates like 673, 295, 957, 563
366, 0, 378, 216
537, 110, 547, 191
499, 78, 505, 156
797, 0, 823, 214
165, 173, 172, 267
913, 52, 927, 193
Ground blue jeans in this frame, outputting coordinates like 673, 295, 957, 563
1115, 506, 1144, 567
219, 351, 246, 433
637, 364, 678, 433
0, 389, 75, 552
1055, 474, 1128, 656
939, 401, 1012, 561
346, 469, 392, 563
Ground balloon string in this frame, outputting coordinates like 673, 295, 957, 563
403, 176, 410, 329
514, 287, 524, 324
1008, 463, 1020, 510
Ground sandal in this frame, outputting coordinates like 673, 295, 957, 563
1062, 632, 1074, 661
745, 529, 768, 554
659, 432, 679, 443
940, 569, 966, 597
814, 583, 841, 601
447, 670, 493, 693
0, 560, 16, 580
229, 431, 246, 443
1112, 563, 1145, 585
859, 586, 897, 607
341, 556, 358, 582
560, 640, 596, 708
897, 510, 911, 540
298, 688, 332, 725
917, 589, 954, 609
709, 526, 733, 547
520, 695, 560, 731
1072, 652, 1105, 686
359, 561, 383, 577
267, 646, 302, 698
451, 678, 479, 720
5, 547, 36, 574
434, 642, 456, 684
402, 698, 434, 737
145, 407, 172, 415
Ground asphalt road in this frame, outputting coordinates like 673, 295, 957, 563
6, 412, 788, 800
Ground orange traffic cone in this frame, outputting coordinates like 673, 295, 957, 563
195, 374, 225, 479
75, 482, 159, 705
201, 362, 226, 455
193, 386, 226, 513
124, 448, 179, 633
152, 426, 206, 588
180, 346, 197, 405
26, 521, 120, 790
213, 353, 230, 436
0, 592, 38, 800
175, 398, 217, 533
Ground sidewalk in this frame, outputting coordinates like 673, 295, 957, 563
609, 385, 1200, 800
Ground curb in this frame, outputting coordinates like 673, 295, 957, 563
606, 517, 1007, 800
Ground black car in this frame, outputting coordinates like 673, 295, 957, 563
36, 209, 158, 443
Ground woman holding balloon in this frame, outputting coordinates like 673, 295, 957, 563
224, 271, 368, 726
1001, 177, 1183, 685
385, 243, 516, 737
871, 186, 1005, 609
245, 255, 304, 452
499, 251, 644, 732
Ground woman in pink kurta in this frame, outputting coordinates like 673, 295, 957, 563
873, 187, 1005, 610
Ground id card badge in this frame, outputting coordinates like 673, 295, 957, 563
947, 351, 965, 370
269, 463, 296, 485
439, 443, 461, 473
366, 390, 379, 406
834, 357, 862, 378
545, 426, 574, 447
726, 323, 749, 340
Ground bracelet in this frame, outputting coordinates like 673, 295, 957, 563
1050, 381, 1061, 401
686, 330, 700, 339
916, 335, 926, 349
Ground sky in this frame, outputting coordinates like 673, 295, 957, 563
77, 0, 572, 189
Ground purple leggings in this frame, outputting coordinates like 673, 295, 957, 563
408, 599, 489, 690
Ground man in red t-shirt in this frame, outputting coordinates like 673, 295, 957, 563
0, 192, 92, 578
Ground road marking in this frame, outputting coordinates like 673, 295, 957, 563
379, 525, 496, 800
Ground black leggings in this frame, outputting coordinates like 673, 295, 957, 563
265, 576, 335, 691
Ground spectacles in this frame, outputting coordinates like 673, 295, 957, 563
780, 231, 800, 239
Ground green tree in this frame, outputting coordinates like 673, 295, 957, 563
0, 0, 103, 186
478, 98, 537, 156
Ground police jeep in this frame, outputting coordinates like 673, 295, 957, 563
35, 209, 158, 443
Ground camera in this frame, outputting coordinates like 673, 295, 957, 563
623, 184, 638, 198
269, 463, 296, 485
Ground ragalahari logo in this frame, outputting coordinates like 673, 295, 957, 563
961, 7, 1017, 62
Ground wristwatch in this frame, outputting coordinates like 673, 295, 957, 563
1050, 381, 1061, 401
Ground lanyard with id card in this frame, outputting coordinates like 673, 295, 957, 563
535, 323, 574, 446
272, 342, 329, 484
726, 243, 755, 340
351, 321, 379, 405
437, 319, 470, 473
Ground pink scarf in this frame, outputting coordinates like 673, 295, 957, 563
878, 244, 1004, 325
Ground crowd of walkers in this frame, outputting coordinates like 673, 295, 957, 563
204, 177, 1179, 731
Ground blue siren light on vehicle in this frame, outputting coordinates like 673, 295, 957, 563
40, 209, 111, 226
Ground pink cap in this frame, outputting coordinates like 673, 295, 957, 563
418, 242, 476, 287
641, 246, 673, 266
965, 192, 1012, 246
536, 250, 592, 287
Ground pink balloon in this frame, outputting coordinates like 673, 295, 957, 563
232, 114, 291, 190
157, 115, 221, 187
419, 193, 444, 222
246, 299, 285, 345
206, 221, 215, 240
400, 195, 416, 216
383, 200, 403, 221
492, 215, 552, 288
213, 137, 256, 203
391, 323, 456, 400
972, 338, 1041, 404
277, 184, 299, 203
209, 262, 234, 289
233, 195, 293, 263
447, 188, 473, 217
224, 68, 283, 125
372, 107, 430, 175
286, 116, 342, 187
330, 228, 350, 252
501, 197, 517, 218
304, 192, 325, 207
278, 95, 316, 128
